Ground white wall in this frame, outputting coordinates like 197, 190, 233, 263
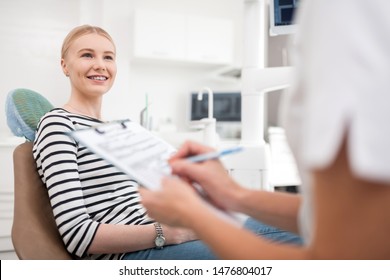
0, 0, 244, 138
98, 0, 244, 131
0, 0, 291, 139
0, 0, 81, 138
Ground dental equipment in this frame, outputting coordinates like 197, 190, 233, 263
221, 0, 293, 191
189, 87, 219, 147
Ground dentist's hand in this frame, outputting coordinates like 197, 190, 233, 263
168, 141, 245, 212
139, 176, 207, 228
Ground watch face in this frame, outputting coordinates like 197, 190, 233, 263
155, 236, 166, 247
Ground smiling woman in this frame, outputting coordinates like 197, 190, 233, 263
31, 25, 219, 260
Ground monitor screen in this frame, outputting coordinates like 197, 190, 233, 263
269, 0, 300, 36
190, 92, 241, 122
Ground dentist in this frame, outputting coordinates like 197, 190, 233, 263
33, 25, 215, 260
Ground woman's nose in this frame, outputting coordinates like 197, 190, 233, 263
93, 57, 106, 71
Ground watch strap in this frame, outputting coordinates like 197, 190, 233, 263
154, 222, 163, 236
153, 222, 165, 249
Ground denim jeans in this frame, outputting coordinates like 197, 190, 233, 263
243, 217, 303, 245
122, 217, 302, 260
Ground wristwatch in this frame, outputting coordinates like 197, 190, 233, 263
153, 222, 166, 249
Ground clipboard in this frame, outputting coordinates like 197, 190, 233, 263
69, 119, 176, 191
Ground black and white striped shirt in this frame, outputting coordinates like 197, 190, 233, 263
33, 108, 153, 260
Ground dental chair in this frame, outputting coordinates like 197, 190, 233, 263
6, 88, 72, 259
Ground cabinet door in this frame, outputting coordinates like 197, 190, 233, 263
187, 16, 234, 65
133, 10, 187, 61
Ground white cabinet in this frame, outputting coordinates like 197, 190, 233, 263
134, 10, 187, 61
133, 10, 234, 65
187, 16, 234, 64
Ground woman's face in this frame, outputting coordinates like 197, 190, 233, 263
61, 33, 117, 99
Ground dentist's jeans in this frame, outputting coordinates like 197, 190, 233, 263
122, 217, 302, 260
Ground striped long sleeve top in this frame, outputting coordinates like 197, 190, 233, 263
33, 108, 153, 260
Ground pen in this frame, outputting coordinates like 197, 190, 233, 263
186, 146, 243, 163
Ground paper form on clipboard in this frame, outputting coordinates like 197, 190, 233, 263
69, 119, 176, 191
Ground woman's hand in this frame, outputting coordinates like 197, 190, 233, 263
162, 223, 198, 245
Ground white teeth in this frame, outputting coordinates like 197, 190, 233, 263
90, 76, 107, 80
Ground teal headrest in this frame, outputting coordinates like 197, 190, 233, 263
5, 88, 54, 142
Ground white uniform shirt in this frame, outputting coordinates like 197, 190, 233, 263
281, 0, 390, 244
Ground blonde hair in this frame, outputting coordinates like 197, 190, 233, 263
61, 25, 115, 59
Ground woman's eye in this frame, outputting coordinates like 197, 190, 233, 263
82, 53, 93, 58
104, 55, 114, 60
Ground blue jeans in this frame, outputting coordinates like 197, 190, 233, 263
122, 217, 302, 260
243, 218, 303, 245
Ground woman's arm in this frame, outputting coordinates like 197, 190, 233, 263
35, 114, 197, 257
34, 114, 98, 257
88, 223, 197, 254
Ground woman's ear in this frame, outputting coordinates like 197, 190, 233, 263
61, 59, 69, 77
